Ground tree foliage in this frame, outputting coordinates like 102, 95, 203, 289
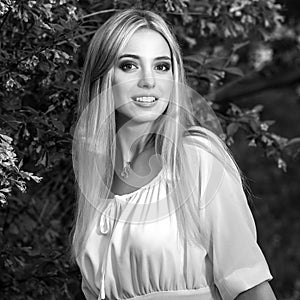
0, 0, 299, 299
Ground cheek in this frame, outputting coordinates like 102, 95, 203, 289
163, 79, 174, 97
112, 72, 120, 86
112, 68, 128, 86
112, 85, 125, 110
112, 76, 129, 99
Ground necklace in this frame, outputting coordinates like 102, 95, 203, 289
120, 161, 132, 178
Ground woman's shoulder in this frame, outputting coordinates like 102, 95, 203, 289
183, 126, 226, 156
183, 126, 238, 176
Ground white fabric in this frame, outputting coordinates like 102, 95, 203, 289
76, 128, 273, 300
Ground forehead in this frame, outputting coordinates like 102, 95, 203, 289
119, 28, 171, 58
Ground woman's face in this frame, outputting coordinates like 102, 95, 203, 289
112, 28, 174, 124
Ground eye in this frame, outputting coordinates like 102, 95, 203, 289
155, 63, 171, 72
119, 62, 138, 72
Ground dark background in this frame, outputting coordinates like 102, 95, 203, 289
0, 0, 299, 299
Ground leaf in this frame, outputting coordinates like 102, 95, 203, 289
232, 41, 249, 52
21, 106, 39, 116
205, 56, 227, 67
252, 105, 264, 113
249, 119, 260, 132
264, 120, 275, 126
35, 151, 48, 167
229, 103, 242, 115
184, 54, 206, 65
0, 187, 12, 193
39, 61, 51, 72
283, 137, 300, 158
226, 123, 239, 136
18, 159, 23, 169
45, 105, 56, 114
0, 115, 19, 130
51, 23, 64, 32
183, 36, 197, 48
55, 69, 65, 82
224, 67, 244, 76
51, 119, 65, 132
285, 137, 300, 146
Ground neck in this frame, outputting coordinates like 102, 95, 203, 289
115, 112, 154, 169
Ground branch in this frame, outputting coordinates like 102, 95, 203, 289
80, 9, 116, 20
212, 68, 300, 103
0, 7, 12, 32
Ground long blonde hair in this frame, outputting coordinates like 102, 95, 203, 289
71, 8, 236, 260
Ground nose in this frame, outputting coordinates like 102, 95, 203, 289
138, 69, 155, 89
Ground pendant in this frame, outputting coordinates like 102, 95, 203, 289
120, 161, 131, 178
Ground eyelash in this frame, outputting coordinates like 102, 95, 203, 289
155, 63, 171, 72
119, 62, 171, 72
119, 63, 137, 71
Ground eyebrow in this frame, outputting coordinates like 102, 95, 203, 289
118, 54, 171, 61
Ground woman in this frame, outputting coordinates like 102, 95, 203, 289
71, 8, 277, 300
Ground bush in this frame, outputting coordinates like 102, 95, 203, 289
1, 0, 299, 298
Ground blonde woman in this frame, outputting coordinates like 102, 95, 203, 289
71, 9, 276, 300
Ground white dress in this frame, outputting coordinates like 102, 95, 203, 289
76, 127, 273, 300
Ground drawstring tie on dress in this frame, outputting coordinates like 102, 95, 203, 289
97, 199, 120, 300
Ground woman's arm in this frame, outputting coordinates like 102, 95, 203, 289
235, 281, 277, 300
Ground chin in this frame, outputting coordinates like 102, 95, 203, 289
116, 107, 167, 124
130, 113, 163, 124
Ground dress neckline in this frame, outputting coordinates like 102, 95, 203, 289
111, 167, 166, 200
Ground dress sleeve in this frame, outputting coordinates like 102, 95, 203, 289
81, 274, 98, 300
197, 132, 273, 300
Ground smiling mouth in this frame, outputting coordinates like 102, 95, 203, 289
132, 96, 158, 103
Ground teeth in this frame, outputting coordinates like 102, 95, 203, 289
135, 96, 157, 103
